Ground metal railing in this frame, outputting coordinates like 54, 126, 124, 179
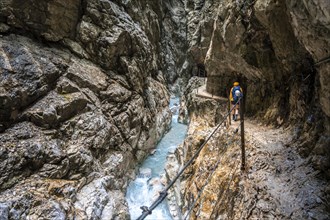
136, 97, 244, 220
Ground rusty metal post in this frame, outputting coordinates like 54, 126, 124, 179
228, 95, 231, 125
240, 98, 245, 170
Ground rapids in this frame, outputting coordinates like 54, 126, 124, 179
126, 97, 187, 220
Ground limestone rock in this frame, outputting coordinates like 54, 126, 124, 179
74, 177, 129, 220
23, 91, 88, 128
65, 59, 109, 94
2, 0, 81, 41
0, 0, 329, 219
287, 1, 330, 117
0, 23, 10, 33
182, 4, 330, 213
0, 122, 66, 190
0, 36, 68, 130
0, 0, 174, 217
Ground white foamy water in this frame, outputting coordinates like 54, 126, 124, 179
126, 97, 187, 220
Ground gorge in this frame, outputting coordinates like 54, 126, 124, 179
0, 0, 329, 219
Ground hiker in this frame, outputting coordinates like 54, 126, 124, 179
230, 82, 243, 121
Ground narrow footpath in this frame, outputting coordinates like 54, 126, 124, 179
233, 120, 328, 219
181, 81, 329, 219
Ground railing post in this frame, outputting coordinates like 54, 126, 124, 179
228, 95, 231, 125
240, 98, 245, 170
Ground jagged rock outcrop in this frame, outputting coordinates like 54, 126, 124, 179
165, 77, 229, 219
168, 1, 330, 218
0, 0, 188, 219
169, 85, 329, 219
0, 0, 329, 219
184, 0, 330, 183
1, 0, 81, 41
178, 118, 329, 219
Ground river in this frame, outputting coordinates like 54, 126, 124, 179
126, 97, 187, 220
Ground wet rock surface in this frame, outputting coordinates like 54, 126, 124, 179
184, 2, 330, 164
165, 86, 229, 219
0, 35, 171, 218
165, 77, 329, 219
184, 0, 329, 125
1, 0, 81, 41
233, 122, 329, 220
0, 0, 179, 218
171, 102, 329, 219
0, 0, 329, 219
174, 1, 330, 218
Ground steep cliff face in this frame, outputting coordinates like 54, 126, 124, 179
174, 0, 330, 219
0, 0, 187, 219
187, 0, 329, 124
184, 0, 329, 178
0, 0, 329, 219
174, 104, 329, 219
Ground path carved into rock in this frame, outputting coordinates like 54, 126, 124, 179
234, 120, 328, 219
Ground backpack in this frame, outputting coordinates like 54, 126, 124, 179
232, 86, 242, 103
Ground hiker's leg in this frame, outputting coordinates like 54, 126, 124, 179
231, 101, 235, 118
235, 105, 239, 120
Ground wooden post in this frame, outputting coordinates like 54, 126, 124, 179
240, 98, 245, 170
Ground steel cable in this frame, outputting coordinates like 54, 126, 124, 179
183, 122, 242, 220
136, 98, 242, 220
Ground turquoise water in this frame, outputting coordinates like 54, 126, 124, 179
126, 97, 187, 220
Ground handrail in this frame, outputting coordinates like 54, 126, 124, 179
136, 98, 242, 220
314, 56, 330, 66
184, 122, 242, 220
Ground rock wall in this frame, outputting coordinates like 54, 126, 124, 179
184, 0, 330, 184
165, 77, 230, 219
173, 0, 330, 219
0, 0, 187, 219
174, 99, 329, 219
0, 0, 329, 219
186, 0, 330, 124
